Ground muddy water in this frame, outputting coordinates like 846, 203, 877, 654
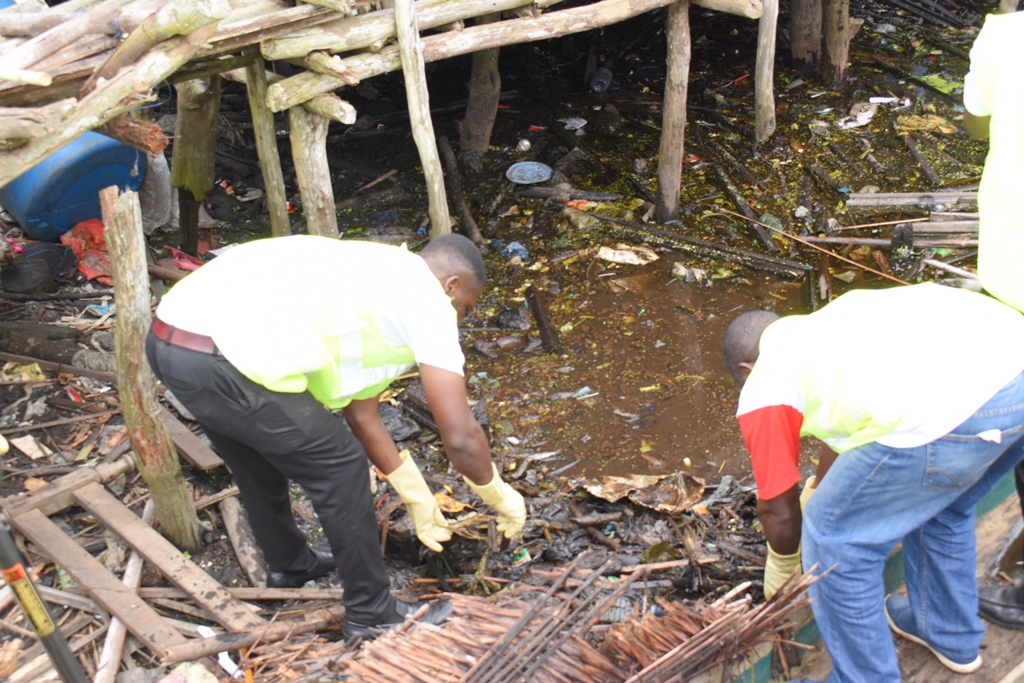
465, 256, 811, 483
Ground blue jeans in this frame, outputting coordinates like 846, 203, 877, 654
802, 370, 1024, 683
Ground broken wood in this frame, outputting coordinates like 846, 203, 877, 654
162, 604, 346, 663
709, 164, 778, 251
525, 284, 563, 356
801, 235, 978, 248
220, 496, 266, 588
438, 134, 484, 244
654, 0, 689, 224
102, 185, 202, 554
902, 133, 941, 187
172, 75, 221, 256
137, 586, 345, 601
394, 0, 450, 238
95, 114, 168, 156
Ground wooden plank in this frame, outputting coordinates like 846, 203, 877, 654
138, 586, 346, 601
845, 191, 978, 209
160, 407, 223, 471
10, 509, 186, 660
72, 482, 265, 631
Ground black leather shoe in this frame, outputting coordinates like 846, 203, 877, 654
342, 598, 452, 641
978, 583, 1024, 630
266, 546, 335, 588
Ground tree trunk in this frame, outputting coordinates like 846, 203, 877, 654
288, 105, 338, 238
245, 55, 290, 238
100, 186, 202, 554
458, 12, 501, 173
654, 0, 690, 224
789, 0, 821, 69
394, 0, 450, 238
821, 0, 849, 87
171, 76, 220, 255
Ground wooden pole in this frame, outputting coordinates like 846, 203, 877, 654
0, 29, 217, 188
244, 55, 290, 238
458, 12, 501, 173
266, 0, 680, 114
654, 0, 690, 224
753, 0, 777, 142
171, 76, 221, 255
100, 187, 202, 554
789, 0, 821, 68
438, 135, 484, 244
288, 105, 338, 238
999, 0, 1019, 12
821, 0, 849, 87
394, 0, 450, 238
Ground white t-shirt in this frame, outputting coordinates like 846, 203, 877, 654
156, 236, 465, 409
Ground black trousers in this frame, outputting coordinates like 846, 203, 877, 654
145, 333, 394, 623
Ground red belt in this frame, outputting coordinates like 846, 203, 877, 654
151, 317, 217, 355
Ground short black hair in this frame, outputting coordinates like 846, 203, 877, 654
723, 310, 779, 382
421, 233, 487, 287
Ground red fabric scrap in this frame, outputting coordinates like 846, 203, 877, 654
166, 246, 205, 271
60, 218, 112, 285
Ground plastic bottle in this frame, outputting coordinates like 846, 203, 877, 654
590, 66, 613, 93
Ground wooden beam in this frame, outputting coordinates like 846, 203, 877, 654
72, 482, 266, 631
10, 508, 187, 661
160, 407, 223, 471
394, 0, 450, 237
654, 0, 689, 223
266, 0, 680, 113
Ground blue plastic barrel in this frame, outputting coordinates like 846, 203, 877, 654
0, 1, 13, 9
0, 132, 146, 242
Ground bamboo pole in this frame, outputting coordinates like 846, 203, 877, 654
244, 55, 290, 238
266, 0, 680, 113
753, 0, 777, 142
288, 105, 338, 238
394, 0, 450, 237
0, 28, 216, 188
100, 186, 202, 553
654, 0, 689, 224
94, 500, 155, 683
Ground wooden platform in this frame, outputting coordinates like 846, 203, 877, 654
787, 494, 1024, 683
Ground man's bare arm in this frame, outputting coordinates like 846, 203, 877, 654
757, 483, 801, 554
419, 363, 493, 484
343, 397, 402, 475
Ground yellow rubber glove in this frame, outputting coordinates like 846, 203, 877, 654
385, 450, 452, 552
465, 463, 527, 539
800, 475, 817, 510
0, 434, 7, 455
764, 542, 802, 600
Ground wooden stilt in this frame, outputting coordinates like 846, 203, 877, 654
458, 12, 501, 173
789, 0, 821, 68
754, 0, 777, 142
171, 76, 221, 255
244, 54, 290, 238
822, 0, 849, 87
288, 105, 338, 239
654, 0, 690, 224
100, 186, 202, 554
394, 0, 450, 238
